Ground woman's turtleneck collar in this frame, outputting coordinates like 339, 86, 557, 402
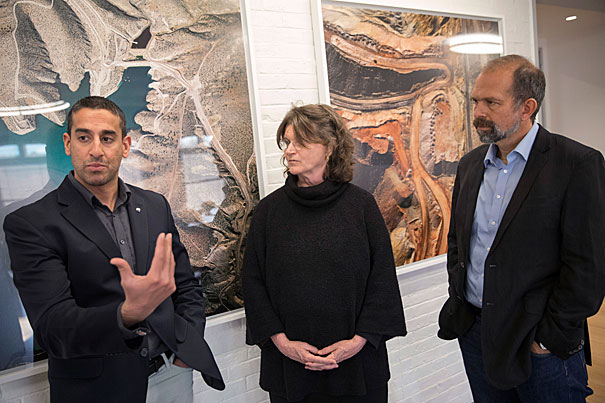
283, 174, 349, 208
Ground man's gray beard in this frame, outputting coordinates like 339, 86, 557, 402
478, 118, 521, 144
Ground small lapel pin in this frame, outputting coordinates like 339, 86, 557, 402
135, 207, 141, 213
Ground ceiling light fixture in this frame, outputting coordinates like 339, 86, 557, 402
448, 33, 503, 55
0, 100, 70, 117
565, 15, 577, 21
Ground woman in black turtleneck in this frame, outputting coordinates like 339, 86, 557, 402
243, 104, 406, 403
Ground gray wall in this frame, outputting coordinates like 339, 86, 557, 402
537, 3, 605, 154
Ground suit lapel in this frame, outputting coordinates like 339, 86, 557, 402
58, 179, 121, 260
126, 190, 178, 351
490, 127, 551, 253
127, 191, 149, 275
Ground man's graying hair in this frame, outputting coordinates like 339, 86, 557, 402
483, 55, 546, 122
67, 96, 127, 137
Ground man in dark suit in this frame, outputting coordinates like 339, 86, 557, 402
3, 96, 224, 402
438, 55, 604, 402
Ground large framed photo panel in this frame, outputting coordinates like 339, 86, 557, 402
313, 0, 501, 267
0, 0, 263, 372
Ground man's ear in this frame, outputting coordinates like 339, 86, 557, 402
63, 133, 71, 156
122, 135, 132, 158
521, 98, 538, 121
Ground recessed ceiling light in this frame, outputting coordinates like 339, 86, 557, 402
565, 15, 577, 21
0, 100, 70, 117
448, 33, 503, 55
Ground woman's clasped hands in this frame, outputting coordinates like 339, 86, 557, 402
271, 333, 367, 371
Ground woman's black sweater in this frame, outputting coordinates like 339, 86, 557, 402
243, 175, 406, 401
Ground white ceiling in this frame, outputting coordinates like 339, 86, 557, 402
536, 0, 605, 12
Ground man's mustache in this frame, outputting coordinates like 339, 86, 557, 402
473, 117, 495, 131
85, 158, 108, 165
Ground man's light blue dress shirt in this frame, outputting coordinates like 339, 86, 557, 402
465, 122, 539, 308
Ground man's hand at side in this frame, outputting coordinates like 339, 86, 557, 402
111, 233, 176, 327
173, 357, 189, 368
530, 341, 551, 355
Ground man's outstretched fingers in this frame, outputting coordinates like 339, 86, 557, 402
168, 234, 176, 276
149, 233, 167, 274
151, 233, 175, 278
110, 257, 134, 281
163, 233, 174, 276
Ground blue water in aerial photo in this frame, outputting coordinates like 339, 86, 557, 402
0, 66, 152, 177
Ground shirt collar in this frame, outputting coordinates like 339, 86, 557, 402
68, 171, 131, 210
484, 121, 539, 168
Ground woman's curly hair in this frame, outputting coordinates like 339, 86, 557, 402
276, 104, 354, 182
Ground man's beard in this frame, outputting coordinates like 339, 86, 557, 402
474, 116, 520, 144
76, 158, 116, 187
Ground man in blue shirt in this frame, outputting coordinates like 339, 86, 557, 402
438, 55, 605, 402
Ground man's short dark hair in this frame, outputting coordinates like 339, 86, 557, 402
483, 55, 546, 122
67, 96, 127, 137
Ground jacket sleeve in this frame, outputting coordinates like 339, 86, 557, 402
437, 163, 476, 341
154, 196, 224, 390
446, 166, 461, 280
3, 213, 134, 358
354, 195, 407, 340
444, 165, 467, 302
242, 204, 284, 346
535, 149, 605, 358
164, 197, 207, 337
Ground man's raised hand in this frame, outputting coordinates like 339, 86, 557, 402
111, 233, 176, 327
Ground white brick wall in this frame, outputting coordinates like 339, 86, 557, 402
0, 0, 537, 401
0, 372, 49, 403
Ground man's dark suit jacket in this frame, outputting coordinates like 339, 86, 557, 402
438, 125, 605, 389
3, 176, 225, 402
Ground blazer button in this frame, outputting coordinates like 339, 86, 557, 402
568, 350, 574, 355
140, 347, 148, 357
460, 262, 465, 268
580, 340, 585, 346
